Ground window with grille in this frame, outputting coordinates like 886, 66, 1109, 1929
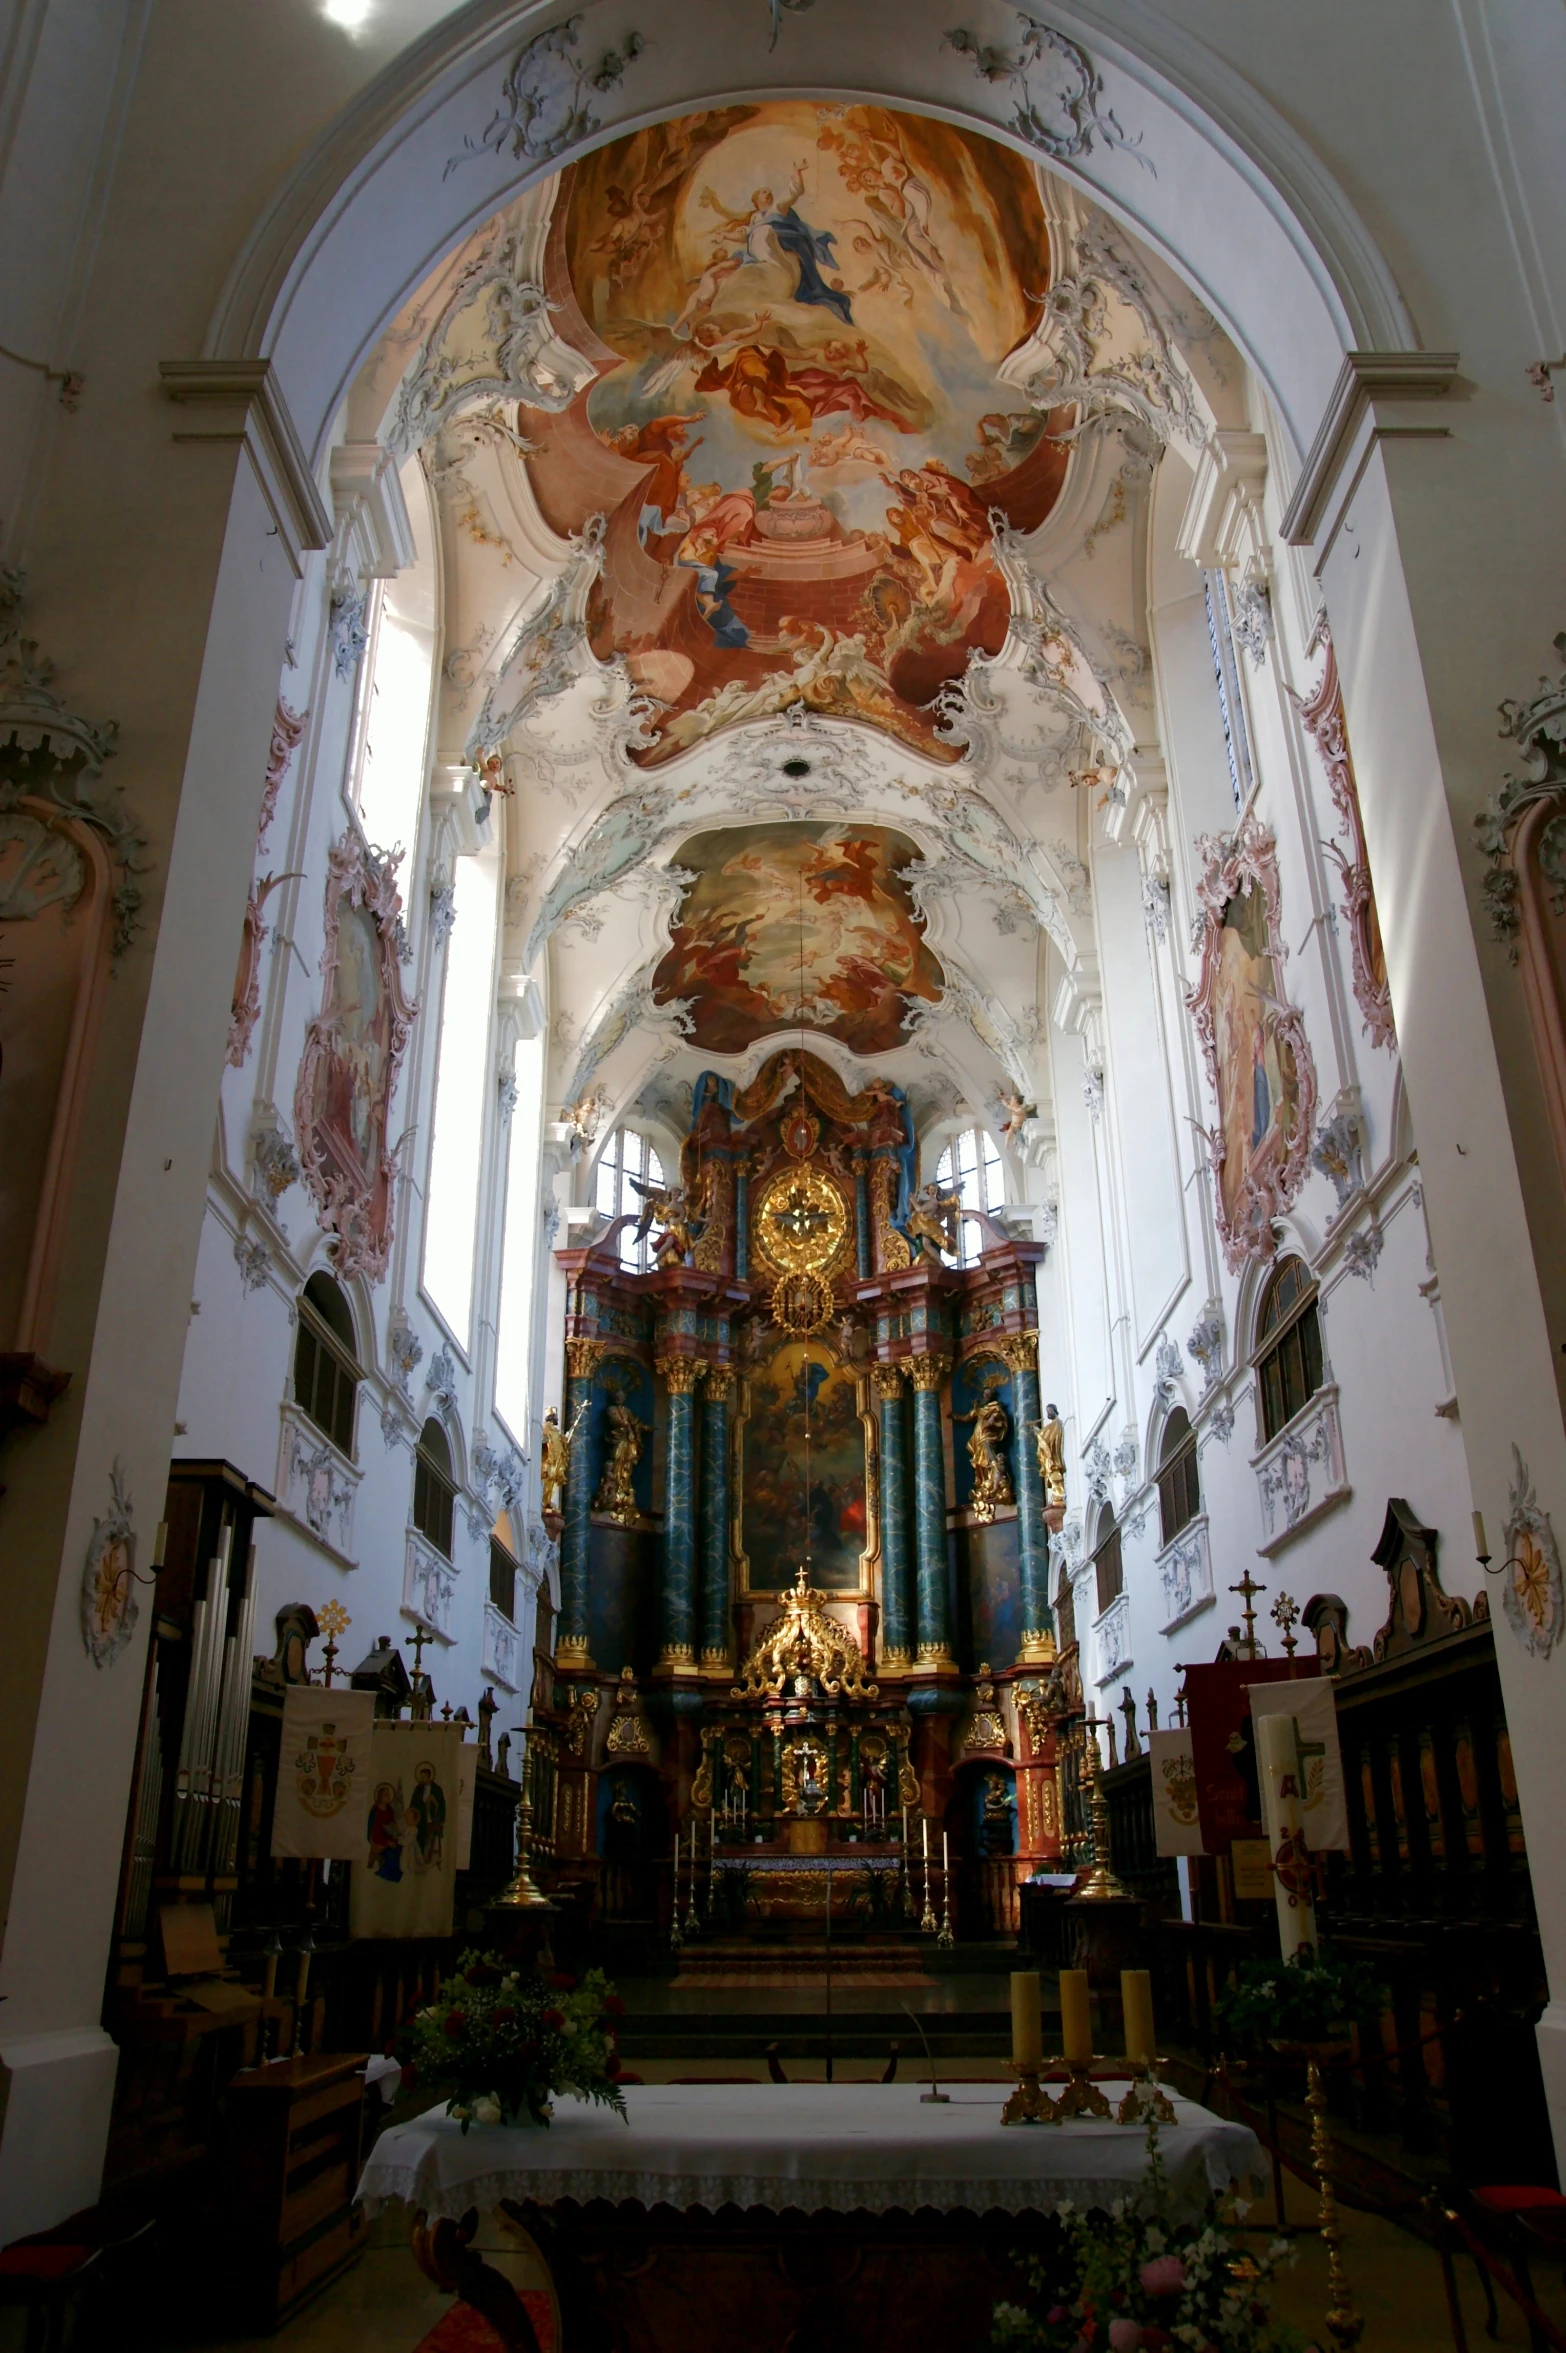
1091, 1503, 1123, 1617
489, 1534, 517, 1621
1157, 1407, 1201, 1546
292, 1272, 359, 1457
413, 1416, 455, 1558
593, 1127, 667, 1273
933, 1126, 1004, 1268
1255, 1257, 1324, 1442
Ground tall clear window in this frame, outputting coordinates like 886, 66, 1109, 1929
292, 1271, 359, 1456
1091, 1502, 1123, 1617
1157, 1407, 1201, 1546
1255, 1257, 1324, 1442
423, 841, 501, 1346
353, 456, 437, 856
934, 1126, 1004, 1268
594, 1128, 666, 1273
495, 1029, 547, 1445
413, 1417, 455, 1559
1204, 569, 1255, 811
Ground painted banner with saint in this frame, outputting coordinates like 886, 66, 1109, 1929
271, 1688, 376, 1860
1148, 1728, 1205, 1856
1249, 1676, 1349, 1851
349, 1722, 463, 1939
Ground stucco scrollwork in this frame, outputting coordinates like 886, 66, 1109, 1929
445, 18, 646, 180
944, 15, 1148, 172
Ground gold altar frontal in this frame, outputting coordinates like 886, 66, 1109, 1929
713, 1845, 905, 1920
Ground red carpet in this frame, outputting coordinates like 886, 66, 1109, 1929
413, 2292, 557, 2353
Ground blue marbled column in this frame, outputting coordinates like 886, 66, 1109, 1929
558, 1348, 597, 1664
1008, 1336, 1055, 1663
735, 1167, 749, 1281
910, 1354, 954, 1666
699, 1364, 734, 1669
854, 1158, 872, 1279
658, 1356, 701, 1668
874, 1365, 913, 1664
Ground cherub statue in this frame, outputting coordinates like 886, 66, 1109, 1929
904, 1179, 960, 1262
996, 1088, 1036, 1145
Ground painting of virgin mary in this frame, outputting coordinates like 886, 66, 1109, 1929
1211, 882, 1301, 1238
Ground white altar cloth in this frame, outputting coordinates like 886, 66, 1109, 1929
358, 2082, 1263, 2221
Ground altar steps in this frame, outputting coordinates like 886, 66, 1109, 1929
614, 1967, 1029, 2066
673, 1939, 931, 1985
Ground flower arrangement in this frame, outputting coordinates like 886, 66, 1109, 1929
1213, 1947, 1388, 2049
397, 1951, 629, 2130
993, 2124, 1318, 2353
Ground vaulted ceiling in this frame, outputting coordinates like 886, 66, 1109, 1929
357, 100, 1244, 1183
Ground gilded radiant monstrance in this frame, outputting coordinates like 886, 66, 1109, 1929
732, 1566, 880, 1703
754, 1162, 851, 1337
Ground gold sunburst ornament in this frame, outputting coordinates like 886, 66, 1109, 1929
755, 1162, 849, 1276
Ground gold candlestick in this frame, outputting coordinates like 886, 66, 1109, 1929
1055, 2060, 1112, 2119
1075, 1721, 1130, 1902
936, 1829, 955, 1949
493, 1731, 552, 1909
1116, 2061, 1177, 2127
1002, 2061, 1060, 2126
1307, 2056, 1364, 2351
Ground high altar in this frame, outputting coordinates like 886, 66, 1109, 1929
546, 1051, 1068, 1921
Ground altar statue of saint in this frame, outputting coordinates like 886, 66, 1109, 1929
953, 1390, 1013, 1523
981, 1771, 1014, 1856
796, 1741, 826, 1814
540, 1405, 572, 1515
1035, 1402, 1067, 1510
594, 1399, 648, 1524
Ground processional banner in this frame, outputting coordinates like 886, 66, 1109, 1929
1248, 1676, 1349, 1851
1147, 1729, 1204, 1856
1183, 1660, 1319, 1852
349, 1722, 462, 1939
271, 1688, 376, 1861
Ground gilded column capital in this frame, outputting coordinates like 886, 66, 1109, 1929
564, 1337, 608, 1382
999, 1330, 1040, 1373
909, 1354, 951, 1394
701, 1362, 736, 1403
871, 1363, 904, 1401
657, 1354, 704, 1396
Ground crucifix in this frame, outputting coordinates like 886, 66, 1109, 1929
1229, 1566, 1267, 1659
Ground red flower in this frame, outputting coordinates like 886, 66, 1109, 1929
542, 2008, 565, 2031
444, 2011, 467, 2038
493, 2005, 517, 2026
552, 1972, 577, 1992
401, 2063, 419, 2088
518, 2039, 541, 2064
466, 1961, 500, 1986
602, 1993, 626, 2017
605, 2052, 622, 2079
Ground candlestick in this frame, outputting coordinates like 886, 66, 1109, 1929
1116, 2061, 1178, 2127
685, 1821, 703, 1938
919, 1816, 936, 1935
937, 1829, 954, 1949
669, 1828, 683, 1951
1010, 1971, 1043, 2071
1122, 1969, 1155, 2066
1002, 2059, 1060, 2127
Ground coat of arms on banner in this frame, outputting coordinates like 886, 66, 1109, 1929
272, 1688, 376, 1860
1147, 1728, 1204, 1857
81, 1457, 139, 1668
296, 1720, 360, 1819
1502, 1445, 1564, 1660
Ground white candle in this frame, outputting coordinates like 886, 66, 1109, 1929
922, 1816, 929, 1862
942, 1829, 949, 1877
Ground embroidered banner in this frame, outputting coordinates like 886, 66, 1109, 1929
1183, 1660, 1320, 1852
1249, 1675, 1349, 1852
271, 1688, 376, 1861
349, 1723, 462, 1939
1147, 1728, 1205, 1856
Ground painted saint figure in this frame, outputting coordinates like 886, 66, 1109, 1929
407, 1760, 447, 1873
367, 1781, 404, 1881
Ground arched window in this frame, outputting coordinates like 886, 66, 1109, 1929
1255, 1256, 1324, 1442
292, 1271, 359, 1456
413, 1416, 455, 1558
1091, 1501, 1123, 1617
1054, 1565, 1076, 1654
934, 1126, 1003, 1268
1157, 1407, 1201, 1546
594, 1127, 666, 1272
489, 1512, 518, 1621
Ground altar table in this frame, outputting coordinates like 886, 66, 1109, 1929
360, 2085, 1263, 2353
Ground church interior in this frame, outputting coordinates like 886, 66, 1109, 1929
3, 3, 1566, 2348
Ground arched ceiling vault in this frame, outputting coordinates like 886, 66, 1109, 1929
350, 98, 1244, 1178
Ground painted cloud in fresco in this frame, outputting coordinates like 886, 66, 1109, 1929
651, 821, 943, 1056
526, 102, 1069, 764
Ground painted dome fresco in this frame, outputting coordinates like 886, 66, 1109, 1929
523, 102, 1070, 763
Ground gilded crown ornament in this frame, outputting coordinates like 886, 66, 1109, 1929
732, 1564, 879, 1702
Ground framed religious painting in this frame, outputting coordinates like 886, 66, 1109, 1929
294, 834, 417, 1283
1187, 814, 1318, 1272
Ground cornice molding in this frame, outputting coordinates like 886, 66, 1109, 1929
159, 358, 331, 571
1280, 349, 1459, 547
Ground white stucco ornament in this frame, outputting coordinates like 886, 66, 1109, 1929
81, 1457, 139, 1668
1501, 1446, 1564, 1661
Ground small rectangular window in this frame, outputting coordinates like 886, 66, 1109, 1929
1094, 1528, 1123, 1616
414, 1452, 455, 1558
489, 1539, 517, 1620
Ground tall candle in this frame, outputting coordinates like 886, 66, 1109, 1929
1059, 1969, 1092, 2067
1122, 1969, 1156, 2067
922, 1816, 929, 1862
942, 1830, 949, 1878
901, 1804, 908, 1848
1010, 1971, 1042, 2070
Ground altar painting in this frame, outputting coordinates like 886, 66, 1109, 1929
652, 822, 942, 1054
294, 836, 416, 1284
533, 102, 1069, 764
743, 1340, 868, 1592
1188, 817, 1317, 1273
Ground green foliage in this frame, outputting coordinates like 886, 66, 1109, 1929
396, 1950, 628, 2131
1213, 1947, 1389, 2048
992, 2121, 1319, 2353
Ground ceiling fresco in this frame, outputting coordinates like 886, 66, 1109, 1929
650, 821, 943, 1055
526, 103, 1070, 764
